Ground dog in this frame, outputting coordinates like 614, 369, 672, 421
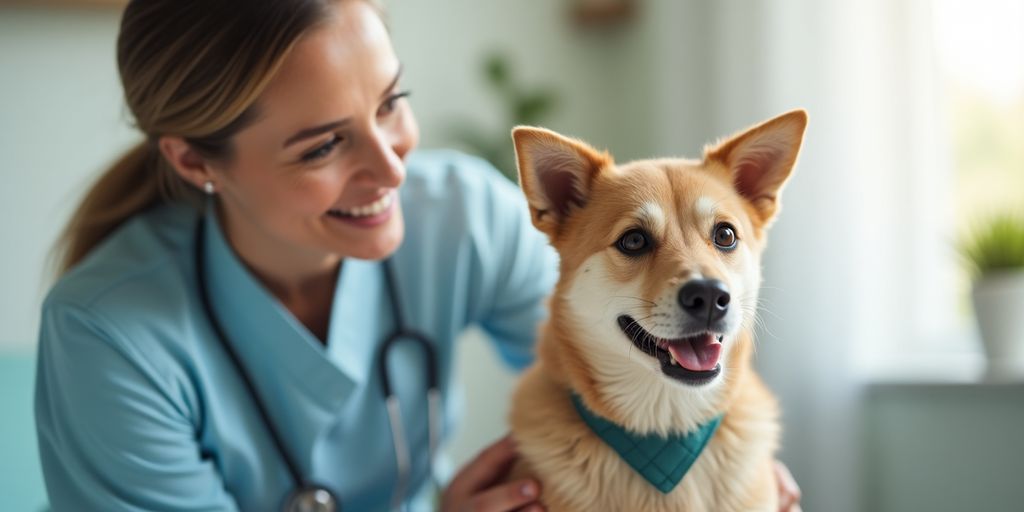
506, 110, 807, 511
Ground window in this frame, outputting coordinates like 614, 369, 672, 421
933, 0, 1024, 321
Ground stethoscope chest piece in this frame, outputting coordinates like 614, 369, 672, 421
284, 485, 338, 512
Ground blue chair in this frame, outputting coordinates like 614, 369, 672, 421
0, 353, 48, 511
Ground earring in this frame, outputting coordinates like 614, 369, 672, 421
203, 181, 215, 195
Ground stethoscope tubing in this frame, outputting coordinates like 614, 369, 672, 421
379, 258, 442, 510
194, 215, 441, 511
195, 218, 331, 500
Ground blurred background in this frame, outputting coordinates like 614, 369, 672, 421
2, 0, 1023, 510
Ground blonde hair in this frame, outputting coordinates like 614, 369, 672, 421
54, 0, 339, 274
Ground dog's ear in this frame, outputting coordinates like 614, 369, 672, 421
704, 109, 808, 225
512, 126, 612, 236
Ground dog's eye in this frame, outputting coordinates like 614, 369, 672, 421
616, 229, 652, 255
712, 223, 738, 250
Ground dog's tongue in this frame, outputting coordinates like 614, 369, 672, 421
667, 334, 722, 372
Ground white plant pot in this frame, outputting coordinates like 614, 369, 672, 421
972, 269, 1024, 379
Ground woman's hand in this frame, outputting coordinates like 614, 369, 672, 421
442, 438, 796, 512
441, 435, 544, 512
775, 460, 802, 512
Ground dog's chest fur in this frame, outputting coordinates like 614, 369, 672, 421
508, 359, 780, 512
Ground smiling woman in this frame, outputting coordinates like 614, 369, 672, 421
36, 1, 559, 511
158, 1, 418, 307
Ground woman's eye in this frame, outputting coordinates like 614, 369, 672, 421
300, 135, 343, 163
616, 229, 652, 256
379, 90, 411, 117
712, 223, 738, 250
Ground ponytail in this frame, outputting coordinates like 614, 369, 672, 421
54, 142, 168, 274
52, 0, 346, 274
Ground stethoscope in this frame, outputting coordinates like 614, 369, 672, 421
194, 216, 441, 512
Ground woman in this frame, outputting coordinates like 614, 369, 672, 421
35, 1, 800, 510
37, 0, 550, 509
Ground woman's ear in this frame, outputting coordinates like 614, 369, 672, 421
511, 126, 612, 238
157, 136, 217, 193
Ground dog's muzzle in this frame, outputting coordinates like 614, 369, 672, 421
617, 315, 723, 386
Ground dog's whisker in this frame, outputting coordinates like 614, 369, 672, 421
620, 315, 662, 358
751, 316, 779, 342
746, 300, 783, 322
610, 295, 658, 306
620, 306, 656, 318
751, 305, 783, 323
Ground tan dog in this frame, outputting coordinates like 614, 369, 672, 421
507, 110, 807, 511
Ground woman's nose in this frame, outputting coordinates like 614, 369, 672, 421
362, 126, 406, 188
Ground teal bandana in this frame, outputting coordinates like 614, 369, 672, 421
570, 394, 722, 494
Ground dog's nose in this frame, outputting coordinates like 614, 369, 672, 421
678, 279, 731, 324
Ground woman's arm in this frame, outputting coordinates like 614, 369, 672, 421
470, 163, 559, 370
35, 301, 238, 511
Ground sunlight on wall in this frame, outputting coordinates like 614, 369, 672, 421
933, 0, 1024, 223
933, 0, 1024, 106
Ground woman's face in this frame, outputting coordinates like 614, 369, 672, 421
212, 0, 418, 265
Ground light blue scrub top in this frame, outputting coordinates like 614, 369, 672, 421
34, 150, 558, 511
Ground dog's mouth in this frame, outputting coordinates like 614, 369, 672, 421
617, 315, 723, 385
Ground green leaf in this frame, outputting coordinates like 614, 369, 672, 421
958, 213, 1024, 278
484, 53, 510, 88
513, 91, 556, 125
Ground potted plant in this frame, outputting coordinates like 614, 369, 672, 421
960, 214, 1024, 378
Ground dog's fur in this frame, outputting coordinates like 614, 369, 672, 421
506, 110, 807, 511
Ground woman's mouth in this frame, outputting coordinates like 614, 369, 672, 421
325, 192, 396, 227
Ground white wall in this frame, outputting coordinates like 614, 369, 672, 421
0, 8, 138, 351
389, 0, 633, 157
